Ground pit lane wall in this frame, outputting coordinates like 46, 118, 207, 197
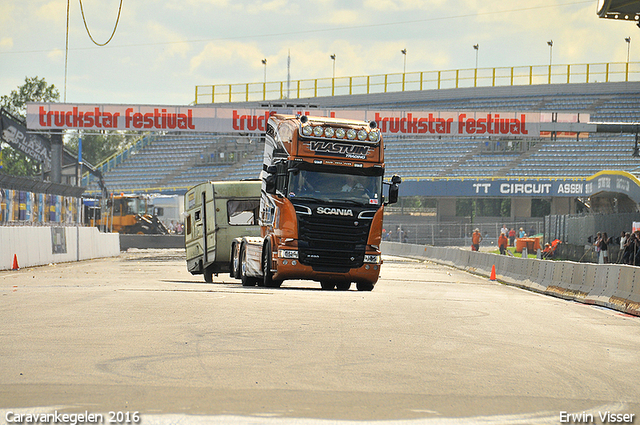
0, 226, 120, 270
381, 242, 640, 317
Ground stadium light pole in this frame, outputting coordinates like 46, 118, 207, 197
330, 54, 336, 79
401, 49, 407, 74
547, 40, 553, 84
261, 59, 267, 100
473, 44, 479, 69
626, 37, 631, 63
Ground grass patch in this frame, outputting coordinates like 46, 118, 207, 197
490, 246, 538, 259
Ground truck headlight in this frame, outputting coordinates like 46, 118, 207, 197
279, 249, 299, 259
364, 254, 381, 264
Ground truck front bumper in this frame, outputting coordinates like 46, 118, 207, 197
273, 254, 382, 285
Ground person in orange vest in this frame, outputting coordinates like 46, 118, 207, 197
498, 232, 508, 255
471, 228, 483, 251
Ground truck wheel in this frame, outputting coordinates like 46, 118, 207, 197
320, 281, 335, 290
336, 281, 351, 291
262, 242, 282, 288
230, 243, 240, 278
356, 282, 374, 291
240, 245, 257, 287
204, 266, 213, 283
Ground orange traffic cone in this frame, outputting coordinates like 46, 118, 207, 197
489, 264, 496, 281
12, 254, 19, 270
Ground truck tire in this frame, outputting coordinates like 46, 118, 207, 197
356, 282, 374, 291
204, 266, 214, 283
320, 281, 335, 290
240, 244, 258, 287
262, 242, 282, 288
336, 281, 351, 291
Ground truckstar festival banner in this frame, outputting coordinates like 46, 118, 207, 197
27, 103, 542, 138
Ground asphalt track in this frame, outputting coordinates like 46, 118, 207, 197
1, 249, 639, 425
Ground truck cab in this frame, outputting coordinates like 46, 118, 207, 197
233, 114, 400, 291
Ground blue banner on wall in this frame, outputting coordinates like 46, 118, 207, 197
400, 171, 640, 200
401, 178, 587, 198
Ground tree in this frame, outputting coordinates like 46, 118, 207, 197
1, 77, 60, 177
65, 131, 126, 166
1, 76, 59, 118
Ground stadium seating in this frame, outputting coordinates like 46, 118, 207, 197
87, 84, 640, 194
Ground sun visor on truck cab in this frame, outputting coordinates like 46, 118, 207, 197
287, 160, 384, 176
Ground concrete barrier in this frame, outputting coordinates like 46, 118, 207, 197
381, 241, 640, 317
609, 266, 640, 315
119, 234, 184, 251
1, 226, 119, 270
566, 262, 590, 303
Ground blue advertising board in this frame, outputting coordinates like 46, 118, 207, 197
399, 171, 640, 202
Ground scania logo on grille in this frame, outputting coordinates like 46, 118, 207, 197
316, 207, 353, 216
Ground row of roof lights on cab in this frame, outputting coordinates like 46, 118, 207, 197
301, 124, 380, 142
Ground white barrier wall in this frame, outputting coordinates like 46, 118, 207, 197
0, 226, 120, 270
382, 242, 640, 317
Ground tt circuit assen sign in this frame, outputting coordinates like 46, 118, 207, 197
401, 171, 640, 202
401, 178, 588, 198
27, 103, 542, 138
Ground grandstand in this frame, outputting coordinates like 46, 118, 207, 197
85, 81, 640, 196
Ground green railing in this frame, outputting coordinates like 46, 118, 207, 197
195, 61, 640, 105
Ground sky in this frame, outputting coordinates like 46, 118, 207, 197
1, 0, 638, 106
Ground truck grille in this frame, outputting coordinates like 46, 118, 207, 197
296, 213, 370, 272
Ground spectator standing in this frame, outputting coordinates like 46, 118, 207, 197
622, 232, 634, 265
471, 228, 483, 251
498, 232, 508, 255
501, 224, 509, 237
631, 231, 640, 266
599, 232, 610, 264
397, 226, 404, 243
618, 231, 628, 263
518, 227, 526, 238
594, 232, 602, 263
508, 228, 516, 246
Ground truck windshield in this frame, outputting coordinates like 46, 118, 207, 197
288, 170, 382, 206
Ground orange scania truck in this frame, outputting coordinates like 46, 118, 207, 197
231, 113, 401, 291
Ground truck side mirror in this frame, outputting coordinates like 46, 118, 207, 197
388, 184, 399, 204
265, 165, 277, 195
384, 175, 401, 205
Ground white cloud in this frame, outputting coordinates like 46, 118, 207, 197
190, 41, 265, 82
327, 9, 361, 26
47, 48, 64, 61
248, 0, 290, 13
0, 37, 13, 49
165, 0, 231, 10
363, 0, 449, 12
146, 22, 191, 59
35, 0, 67, 25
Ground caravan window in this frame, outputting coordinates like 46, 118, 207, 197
227, 199, 260, 225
